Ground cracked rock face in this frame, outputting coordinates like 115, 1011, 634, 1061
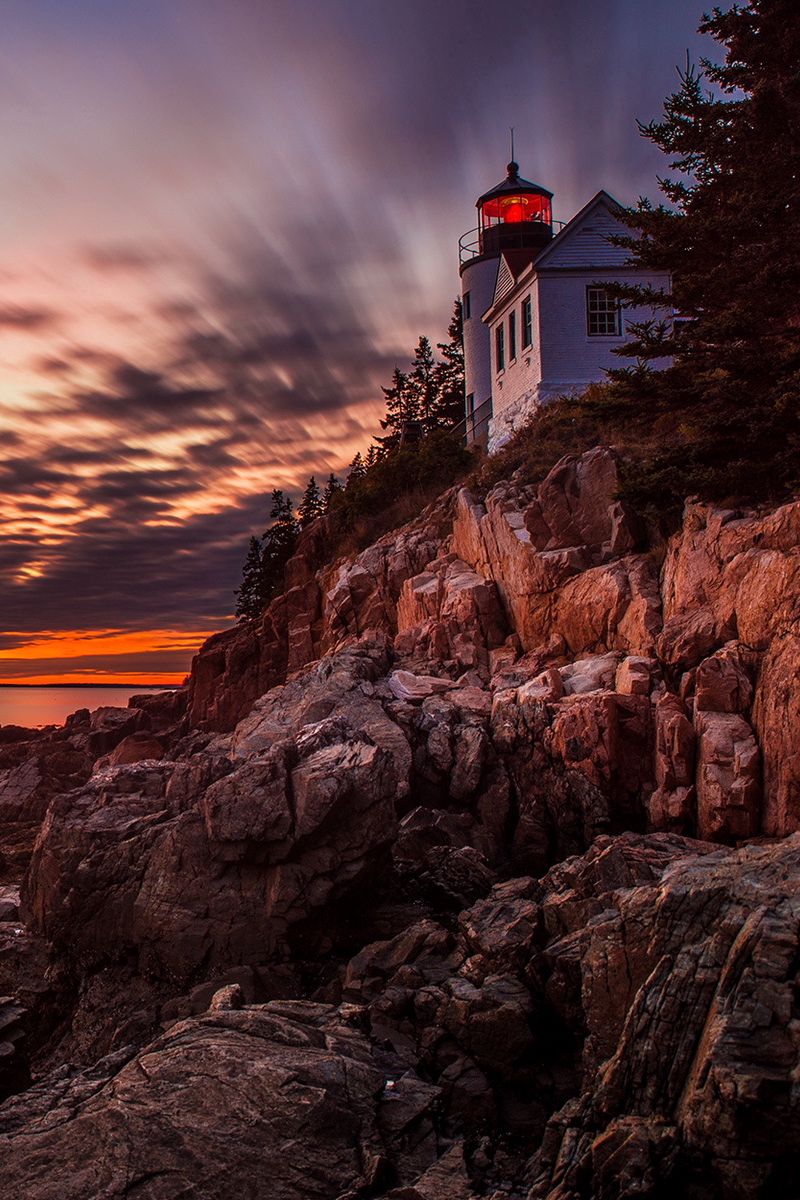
0, 1004, 391, 1200
3, 445, 800, 1198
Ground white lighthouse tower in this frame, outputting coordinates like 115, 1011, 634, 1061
459, 160, 554, 445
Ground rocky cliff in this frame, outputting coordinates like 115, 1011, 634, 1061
0, 446, 799, 1199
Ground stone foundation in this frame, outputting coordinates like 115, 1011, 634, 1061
487, 382, 585, 452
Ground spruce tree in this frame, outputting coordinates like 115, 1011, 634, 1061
322, 472, 343, 510
346, 451, 366, 487
379, 367, 416, 447
408, 336, 438, 432
259, 490, 299, 601
234, 536, 265, 620
433, 299, 466, 428
610, 0, 800, 501
298, 476, 324, 527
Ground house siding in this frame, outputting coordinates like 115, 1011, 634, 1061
537, 205, 627, 269
538, 269, 670, 388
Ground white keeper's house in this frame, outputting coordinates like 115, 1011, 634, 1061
459, 160, 671, 452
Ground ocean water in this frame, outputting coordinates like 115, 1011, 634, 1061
0, 686, 174, 730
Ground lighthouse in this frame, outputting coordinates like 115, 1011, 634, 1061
459, 160, 554, 445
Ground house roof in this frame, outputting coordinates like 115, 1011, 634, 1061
532, 190, 625, 269
502, 249, 540, 281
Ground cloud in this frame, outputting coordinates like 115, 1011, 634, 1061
80, 242, 170, 272
0, 304, 59, 331
0, 0, 713, 681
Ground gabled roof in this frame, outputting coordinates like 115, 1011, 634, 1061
532, 190, 626, 270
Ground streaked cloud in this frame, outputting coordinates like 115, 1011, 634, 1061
0, 0, 711, 681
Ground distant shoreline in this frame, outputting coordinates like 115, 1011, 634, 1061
0, 683, 182, 690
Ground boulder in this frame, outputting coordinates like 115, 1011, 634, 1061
395, 555, 507, 670
695, 711, 760, 841
388, 671, 456, 703
105, 732, 165, 767
0, 1004, 389, 1200
648, 693, 696, 833
694, 642, 754, 714
23, 716, 400, 982
528, 836, 800, 1200
752, 632, 800, 836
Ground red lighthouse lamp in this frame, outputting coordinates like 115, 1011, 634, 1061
477, 161, 553, 254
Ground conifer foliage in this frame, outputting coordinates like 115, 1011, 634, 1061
298, 476, 324, 527
379, 301, 465, 446
234, 490, 300, 620
234, 296, 470, 617
610, 0, 800, 505
322, 473, 343, 510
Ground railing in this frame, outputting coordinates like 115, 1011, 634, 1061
452, 396, 493, 449
459, 219, 565, 266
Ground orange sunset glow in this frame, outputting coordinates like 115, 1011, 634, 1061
0, 629, 216, 685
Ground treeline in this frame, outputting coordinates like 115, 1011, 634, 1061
235, 302, 472, 620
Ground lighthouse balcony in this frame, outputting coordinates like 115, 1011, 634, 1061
459, 217, 564, 267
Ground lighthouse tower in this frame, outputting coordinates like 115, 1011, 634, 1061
459, 161, 553, 444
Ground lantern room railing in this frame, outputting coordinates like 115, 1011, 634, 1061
459, 218, 564, 266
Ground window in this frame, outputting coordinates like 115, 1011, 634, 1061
508, 311, 517, 361
466, 392, 475, 421
463, 291, 471, 319
495, 324, 505, 372
672, 314, 695, 344
522, 295, 532, 348
586, 287, 622, 336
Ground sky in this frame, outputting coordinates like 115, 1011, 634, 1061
0, 0, 713, 685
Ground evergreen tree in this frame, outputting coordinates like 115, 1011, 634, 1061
609, 0, 800, 500
259, 490, 299, 601
378, 366, 416, 447
298, 476, 324, 527
365, 443, 380, 470
433, 299, 466, 427
234, 536, 265, 621
346, 451, 366, 487
408, 336, 438, 432
322, 472, 343, 510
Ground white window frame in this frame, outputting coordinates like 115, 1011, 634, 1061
586, 286, 622, 337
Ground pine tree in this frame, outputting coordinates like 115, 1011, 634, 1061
259, 490, 299, 601
322, 472, 343, 510
379, 366, 416, 447
408, 336, 438, 432
608, 0, 800, 501
365, 443, 380, 470
298, 476, 324, 527
346, 451, 366, 487
234, 536, 265, 620
432, 299, 466, 428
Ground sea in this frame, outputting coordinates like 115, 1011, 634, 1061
0, 686, 176, 730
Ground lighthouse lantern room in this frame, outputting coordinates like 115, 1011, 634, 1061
476, 161, 553, 256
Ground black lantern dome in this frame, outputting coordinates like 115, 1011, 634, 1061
476, 161, 553, 256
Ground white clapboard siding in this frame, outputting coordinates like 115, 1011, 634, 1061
536, 193, 630, 271
492, 256, 518, 306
